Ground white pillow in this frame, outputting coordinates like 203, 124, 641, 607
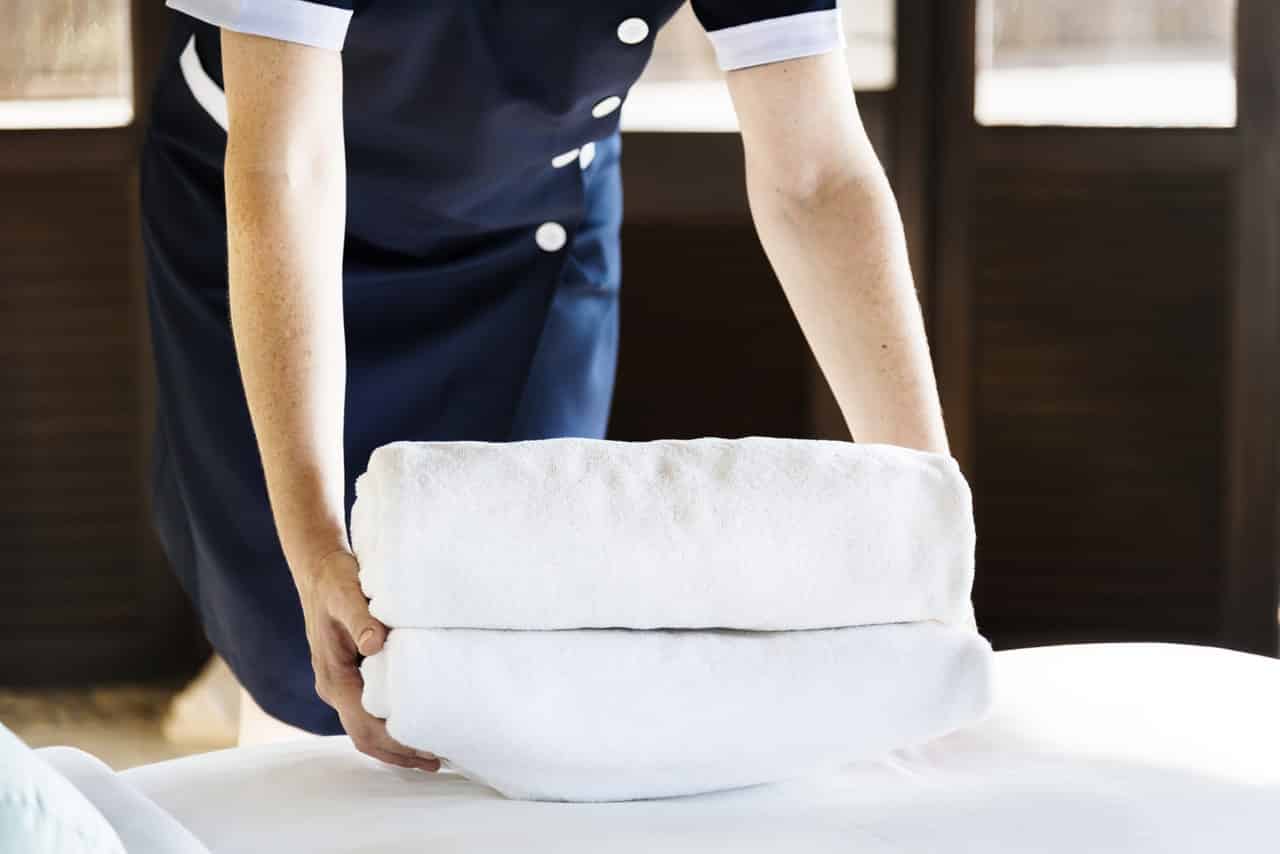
0, 722, 125, 854
38, 747, 211, 854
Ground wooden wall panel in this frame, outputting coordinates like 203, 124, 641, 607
971, 165, 1230, 645
1225, 0, 1280, 656
609, 222, 813, 441
0, 167, 203, 685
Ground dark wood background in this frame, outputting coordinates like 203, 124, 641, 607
1, 1, 1275, 686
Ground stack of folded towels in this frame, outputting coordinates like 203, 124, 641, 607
352, 437, 993, 802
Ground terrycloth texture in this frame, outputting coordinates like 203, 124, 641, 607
352, 437, 977, 631
361, 622, 994, 801
352, 436, 986, 800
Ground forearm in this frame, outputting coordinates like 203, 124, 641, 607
215, 30, 434, 765
225, 142, 348, 576
219, 30, 351, 578
746, 147, 948, 455
725, 51, 947, 454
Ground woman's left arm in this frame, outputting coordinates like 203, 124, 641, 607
727, 52, 949, 455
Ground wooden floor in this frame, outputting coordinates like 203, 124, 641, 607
1, 658, 237, 769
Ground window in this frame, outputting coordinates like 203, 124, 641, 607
0, 0, 134, 129
976, 0, 1236, 128
623, 1, 895, 132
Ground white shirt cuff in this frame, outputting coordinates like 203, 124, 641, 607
707, 8, 846, 71
166, 0, 352, 51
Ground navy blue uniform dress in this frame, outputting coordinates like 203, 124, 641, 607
143, 0, 844, 731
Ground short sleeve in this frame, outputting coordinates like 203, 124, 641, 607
690, 1, 845, 71
166, 0, 354, 51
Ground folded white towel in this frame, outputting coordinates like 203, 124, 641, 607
361, 622, 994, 802
352, 437, 976, 631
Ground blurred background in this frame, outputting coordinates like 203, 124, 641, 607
2, 0, 1276, 766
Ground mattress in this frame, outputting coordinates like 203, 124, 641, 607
122, 643, 1280, 854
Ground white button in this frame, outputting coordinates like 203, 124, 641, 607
617, 18, 649, 45
591, 95, 622, 118
579, 141, 596, 169
535, 221, 567, 252
551, 148, 580, 168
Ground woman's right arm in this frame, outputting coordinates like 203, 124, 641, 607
221, 30, 436, 770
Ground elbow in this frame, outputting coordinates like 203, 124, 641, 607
224, 132, 345, 195
748, 134, 888, 217
751, 155, 885, 224
780, 159, 854, 205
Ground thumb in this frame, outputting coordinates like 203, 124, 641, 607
329, 574, 388, 657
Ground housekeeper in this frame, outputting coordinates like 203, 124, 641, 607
141, 0, 950, 769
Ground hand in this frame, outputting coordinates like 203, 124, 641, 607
296, 549, 439, 771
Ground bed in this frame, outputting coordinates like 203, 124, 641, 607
61, 642, 1272, 853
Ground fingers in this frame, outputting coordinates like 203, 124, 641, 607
325, 565, 388, 657
362, 746, 438, 771
305, 551, 435, 771
316, 657, 438, 772
344, 713, 441, 772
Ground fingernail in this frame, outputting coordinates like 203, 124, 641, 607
357, 628, 374, 650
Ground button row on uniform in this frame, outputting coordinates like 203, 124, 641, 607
538, 18, 647, 252
617, 17, 649, 45
535, 221, 567, 253
551, 140, 597, 170
551, 148, 580, 169
591, 95, 622, 119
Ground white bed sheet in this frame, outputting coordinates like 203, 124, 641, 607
122, 643, 1280, 854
